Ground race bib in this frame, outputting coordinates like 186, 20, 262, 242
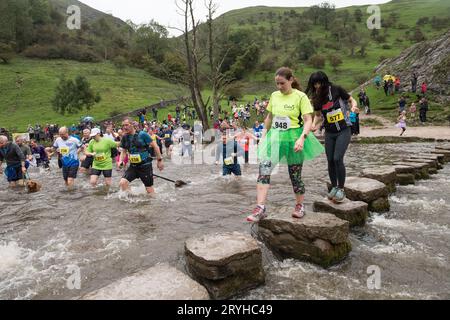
327, 109, 344, 124
94, 154, 106, 162
272, 116, 291, 130
194, 132, 200, 136
130, 154, 142, 164
59, 147, 69, 155
184, 141, 191, 146
33, 153, 41, 159
165, 134, 171, 138
224, 157, 234, 165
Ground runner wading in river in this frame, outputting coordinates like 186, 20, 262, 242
0, 135, 27, 187
307, 71, 357, 203
118, 118, 164, 194
246, 67, 324, 222
49, 127, 82, 189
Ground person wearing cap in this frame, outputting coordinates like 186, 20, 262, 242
84, 128, 119, 188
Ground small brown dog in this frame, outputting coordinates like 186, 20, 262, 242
26, 180, 42, 193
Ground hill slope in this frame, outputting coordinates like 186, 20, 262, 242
0, 57, 188, 131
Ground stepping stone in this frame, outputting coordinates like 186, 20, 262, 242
185, 232, 264, 299
82, 264, 209, 300
403, 159, 439, 173
396, 173, 415, 185
412, 154, 445, 166
436, 144, 450, 152
313, 198, 368, 227
360, 167, 397, 193
342, 177, 390, 212
393, 165, 416, 175
257, 209, 351, 268
393, 162, 430, 180
432, 150, 450, 162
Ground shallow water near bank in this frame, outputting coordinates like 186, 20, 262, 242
0, 142, 449, 299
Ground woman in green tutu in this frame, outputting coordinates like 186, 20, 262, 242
247, 67, 324, 222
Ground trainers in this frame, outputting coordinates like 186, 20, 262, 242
333, 188, 346, 203
246, 205, 267, 222
292, 203, 306, 219
327, 187, 338, 200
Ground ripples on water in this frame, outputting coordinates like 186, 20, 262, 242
0, 143, 449, 299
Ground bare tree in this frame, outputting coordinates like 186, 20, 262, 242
205, 0, 234, 120
173, 0, 209, 129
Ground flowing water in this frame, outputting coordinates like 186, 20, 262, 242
0, 142, 449, 300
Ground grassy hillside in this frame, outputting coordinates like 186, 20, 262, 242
213, 0, 450, 123
0, 57, 188, 131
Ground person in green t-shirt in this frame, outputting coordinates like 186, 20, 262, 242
247, 67, 324, 223
85, 128, 119, 187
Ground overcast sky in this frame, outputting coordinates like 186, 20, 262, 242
79, 0, 391, 35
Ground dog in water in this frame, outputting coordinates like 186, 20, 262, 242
26, 180, 42, 193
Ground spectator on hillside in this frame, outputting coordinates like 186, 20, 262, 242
419, 97, 428, 124
411, 72, 418, 93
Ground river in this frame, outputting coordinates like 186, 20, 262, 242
0, 142, 449, 299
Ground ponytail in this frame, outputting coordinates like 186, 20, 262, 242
275, 67, 302, 91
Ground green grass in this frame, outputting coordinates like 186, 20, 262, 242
0, 57, 188, 131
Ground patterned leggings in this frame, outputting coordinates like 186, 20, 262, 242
257, 161, 305, 195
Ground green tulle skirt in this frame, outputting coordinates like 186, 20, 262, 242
257, 127, 324, 165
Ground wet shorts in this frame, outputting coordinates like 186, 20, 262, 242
123, 163, 153, 187
62, 166, 78, 181
223, 163, 241, 176
90, 169, 112, 178
5, 165, 23, 182
81, 156, 93, 169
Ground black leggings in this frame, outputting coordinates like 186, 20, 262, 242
325, 127, 351, 189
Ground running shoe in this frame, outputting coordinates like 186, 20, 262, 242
292, 203, 306, 219
327, 187, 338, 200
333, 188, 346, 203
246, 205, 267, 222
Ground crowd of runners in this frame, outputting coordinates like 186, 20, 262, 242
1, 67, 397, 222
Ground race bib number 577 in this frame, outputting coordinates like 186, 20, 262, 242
327, 109, 344, 124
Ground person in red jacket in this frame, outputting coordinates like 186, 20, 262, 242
421, 81, 427, 96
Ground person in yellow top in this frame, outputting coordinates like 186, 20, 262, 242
247, 67, 324, 222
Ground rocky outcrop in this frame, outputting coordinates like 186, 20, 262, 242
360, 167, 397, 193
342, 177, 390, 212
313, 199, 368, 227
82, 264, 209, 300
257, 209, 351, 268
431, 150, 450, 162
375, 30, 450, 103
185, 232, 264, 299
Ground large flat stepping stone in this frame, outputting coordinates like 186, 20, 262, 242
313, 198, 368, 227
410, 154, 444, 166
257, 209, 351, 268
82, 264, 209, 300
393, 162, 430, 179
360, 167, 397, 193
403, 159, 439, 174
393, 165, 416, 174
343, 177, 390, 212
432, 150, 450, 162
185, 232, 264, 299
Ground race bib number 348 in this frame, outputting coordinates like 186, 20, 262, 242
272, 116, 291, 130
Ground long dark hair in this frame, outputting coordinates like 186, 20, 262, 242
275, 67, 302, 91
306, 71, 332, 108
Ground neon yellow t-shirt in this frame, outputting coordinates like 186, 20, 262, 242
267, 89, 314, 129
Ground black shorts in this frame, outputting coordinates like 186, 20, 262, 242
123, 163, 153, 187
81, 156, 93, 169
90, 169, 112, 178
62, 166, 78, 180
